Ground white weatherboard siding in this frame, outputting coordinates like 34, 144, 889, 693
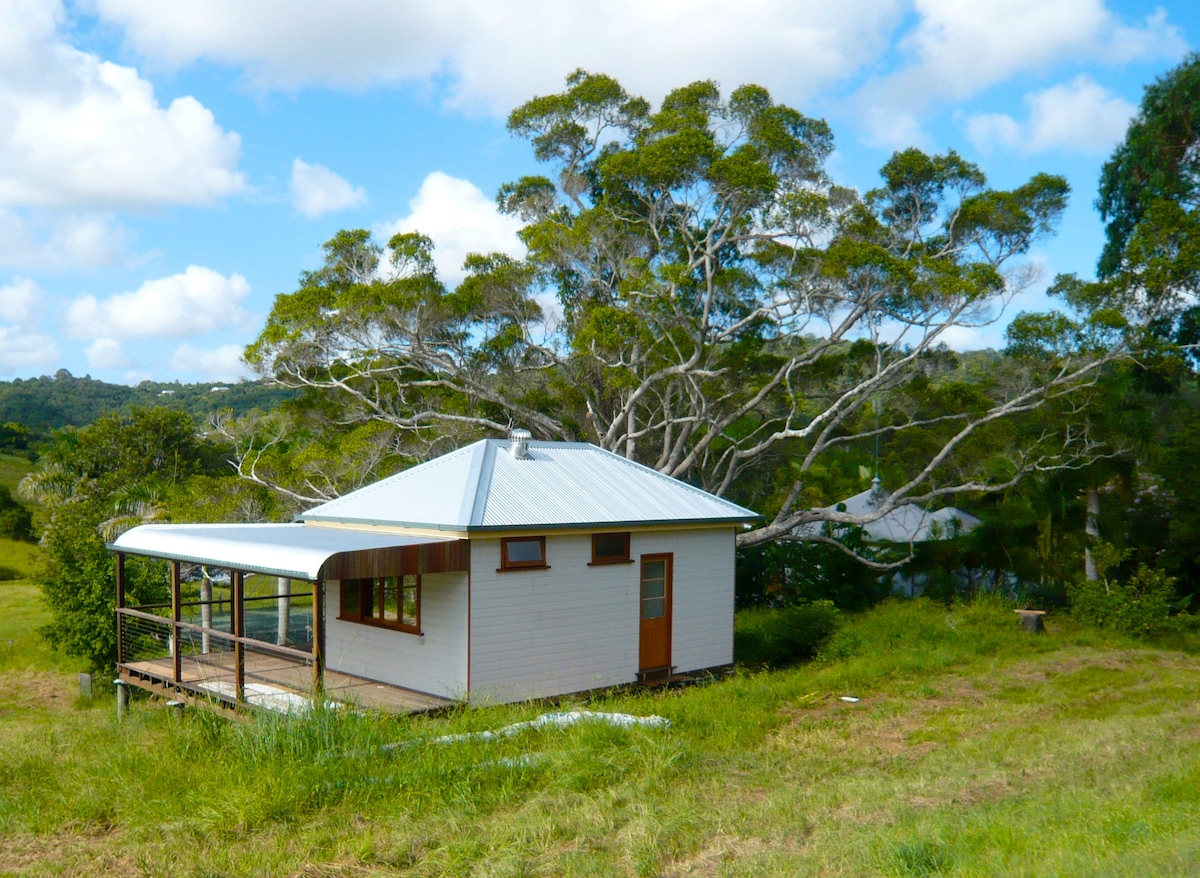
468, 527, 736, 704
325, 572, 468, 700
468, 534, 638, 703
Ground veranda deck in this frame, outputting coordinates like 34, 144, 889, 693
120, 650, 452, 715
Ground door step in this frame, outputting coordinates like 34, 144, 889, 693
637, 665, 675, 683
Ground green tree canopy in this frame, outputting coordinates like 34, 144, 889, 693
243, 72, 1142, 552
1095, 53, 1200, 361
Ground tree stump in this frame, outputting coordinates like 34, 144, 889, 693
1015, 609, 1045, 634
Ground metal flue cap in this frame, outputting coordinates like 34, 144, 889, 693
509, 428, 532, 459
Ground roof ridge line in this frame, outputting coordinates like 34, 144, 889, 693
466, 440, 495, 527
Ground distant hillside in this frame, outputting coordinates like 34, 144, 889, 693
0, 371, 297, 432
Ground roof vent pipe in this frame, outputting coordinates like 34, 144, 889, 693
509, 428, 532, 459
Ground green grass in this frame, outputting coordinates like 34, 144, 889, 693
0, 452, 31, 493
0, 538, 82, 676
2, 593, 1200, 875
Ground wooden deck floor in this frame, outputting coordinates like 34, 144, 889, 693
122, 651, 451, 714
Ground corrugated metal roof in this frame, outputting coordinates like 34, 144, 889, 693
300, 439, 758, 530
110, 523, 456, 580
795, 479, 981, 543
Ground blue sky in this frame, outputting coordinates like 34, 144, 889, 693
1, 0, 1197, 384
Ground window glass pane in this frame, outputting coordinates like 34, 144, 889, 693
642, 559, 665, 580
382, 576, 399, 622
641, 577, 665, 600
594, 533, 629, 560
506, 539, 544, 564
641, 597, 666, 619
341, 579, 361, 619
361, 578, 375, 617
401, 575, 418, 627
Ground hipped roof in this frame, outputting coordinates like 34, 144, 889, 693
798, 479, 981, 544
299, 439, 758, 531
110, 439, 756, 575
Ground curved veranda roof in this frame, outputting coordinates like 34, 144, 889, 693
110, 522, 458, 581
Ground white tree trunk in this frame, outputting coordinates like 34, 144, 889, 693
1084, 484, 1100, 581
200, 577, 212, 654
277, 577, 291, 645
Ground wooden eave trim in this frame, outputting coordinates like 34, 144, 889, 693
302, 520, 754, 539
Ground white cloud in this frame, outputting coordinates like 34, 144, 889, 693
168, 343, 252, 382
290, 158, 367, 218
0, 0, 245, 211
855, 0, 1184, 148
65, 266, 252, 340
85, 337, 131, 369
93, 0, 904, 113
0, 209, 130, 271
966, 76, 1136, 155
380, 172, 525, 284
0, 275, 58, 374
0, 277, 41, 324
0, 325, 59, 374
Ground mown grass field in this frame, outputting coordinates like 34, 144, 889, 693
1, 534, 1199, 876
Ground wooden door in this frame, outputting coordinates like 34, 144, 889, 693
639, 553, 672, 672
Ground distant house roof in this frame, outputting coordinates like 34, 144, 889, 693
300, 438, 758, 532
797, 477, 981, 544
112, 522, 457, 580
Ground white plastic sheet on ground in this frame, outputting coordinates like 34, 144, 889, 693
197, 681, 316, 713
386, 709, 671, 751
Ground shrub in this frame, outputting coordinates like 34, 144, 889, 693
0, 486, 32, 541
734, 601, 840, 668
1068, 543, 1176, 636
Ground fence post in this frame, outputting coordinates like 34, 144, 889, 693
312, 579, 325, 696
114, 678, 130, 721
233, 571, 245, 704
171, 561, 182, 683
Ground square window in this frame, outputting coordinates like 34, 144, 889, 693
339, 575, 420, 633
501, 536, 547, 570
591, 532, 631, 564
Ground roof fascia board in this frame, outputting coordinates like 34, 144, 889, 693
300, 515, 758, 533
461, 521, 750, 539
462, 516, 759, 533
106, 543, 315, 581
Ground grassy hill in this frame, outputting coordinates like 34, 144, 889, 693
0, 453, 32, 493
0, 584, 1198, 875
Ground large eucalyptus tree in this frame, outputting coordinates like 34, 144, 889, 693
241, 71, 1148, 550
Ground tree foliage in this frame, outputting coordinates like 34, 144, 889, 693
1095, 53, 1200, 362
242, 71, 1145, 549
19, 408, 241, 670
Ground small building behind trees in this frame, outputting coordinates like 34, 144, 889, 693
109, 432, 757, 713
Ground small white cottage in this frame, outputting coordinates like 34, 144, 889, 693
110, 433, 758, 712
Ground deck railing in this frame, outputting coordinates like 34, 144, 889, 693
117, 597, 318, 706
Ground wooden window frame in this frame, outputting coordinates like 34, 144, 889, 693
499, 535, 549, 571
338, 574, 421, 634
589, 531, 633, 565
